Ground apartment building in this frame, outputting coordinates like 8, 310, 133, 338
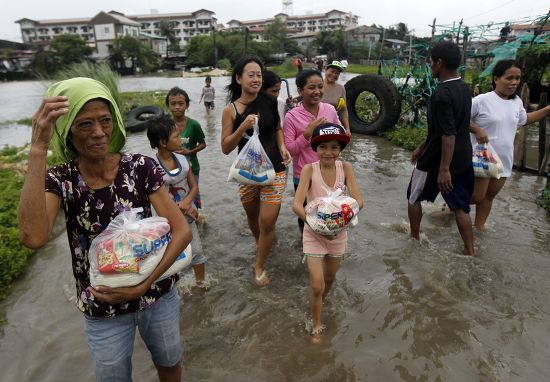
15, 9, 217, 58
130, 9, 217, 47
16, 16, 95, 45
227, 9, 359, 42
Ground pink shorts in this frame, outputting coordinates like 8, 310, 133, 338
302, 225, 347, 256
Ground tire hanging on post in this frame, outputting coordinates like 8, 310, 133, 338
345, 74, 401, 135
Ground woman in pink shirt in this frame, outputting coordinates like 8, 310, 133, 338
284, 69, 340, 231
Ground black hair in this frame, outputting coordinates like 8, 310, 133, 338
165, 87, 190, 107
311, 138, 346, 152
225, 55, 265, 102
147, 115, 177, 149
261, 70, 281, 91
296, 68, 323, 89
430, 41, 461, 70
205, 76, 212, 82
492, 59, 522, 88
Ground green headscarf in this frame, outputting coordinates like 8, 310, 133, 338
46, 77, 126, 162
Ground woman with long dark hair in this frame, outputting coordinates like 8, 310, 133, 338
221, 56, 291, 286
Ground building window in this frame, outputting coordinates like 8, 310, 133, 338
104, 27, 110, 34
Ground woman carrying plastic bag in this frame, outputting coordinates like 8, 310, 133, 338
221, 56, 291, 286
472, 142, 504, 179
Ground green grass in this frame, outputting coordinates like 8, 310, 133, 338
119, 91, 167, 117
267, 58, 300, 79
381, 124, 427, 151
346, 63, 378, 74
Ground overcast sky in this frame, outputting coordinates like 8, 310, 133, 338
2, 0, 548, 42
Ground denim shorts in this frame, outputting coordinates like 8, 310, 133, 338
83, 288, 182, 381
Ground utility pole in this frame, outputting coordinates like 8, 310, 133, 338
212, 26, 218, 67
431, 18, 436, 41
461, 26, 469, 79
243, 27, 249, 55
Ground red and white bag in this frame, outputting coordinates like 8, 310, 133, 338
89, 208, 191, 288
305, 188, 360, 236
472, 142, 504, 179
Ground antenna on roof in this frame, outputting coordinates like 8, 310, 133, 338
282, 0, 293, 15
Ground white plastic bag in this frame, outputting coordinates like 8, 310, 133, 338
89, 208, 192, 288
305, 188, 360, 235
472, 143, 504, 179
228, 117, 276, 185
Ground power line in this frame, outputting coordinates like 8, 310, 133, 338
463, 0, 519, 21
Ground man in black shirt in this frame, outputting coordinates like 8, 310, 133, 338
407, 41, 475, 256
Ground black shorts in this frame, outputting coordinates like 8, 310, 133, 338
204, 101, 215, 110
407, 164, 474, 213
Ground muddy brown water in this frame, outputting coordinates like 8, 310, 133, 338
1, 78, 550, 381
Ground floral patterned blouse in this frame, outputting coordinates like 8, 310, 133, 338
45, 153, 177, 317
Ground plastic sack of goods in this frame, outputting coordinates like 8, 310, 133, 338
228, 117, 275, 185
89, 208, 192, 288
472, 142, 504, 179
305, 188, 360, 235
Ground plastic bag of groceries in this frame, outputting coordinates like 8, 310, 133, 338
228, 117, 275, 185
89, 208, 192, 288
472, 142, 504, 179
305, 188, 360, 236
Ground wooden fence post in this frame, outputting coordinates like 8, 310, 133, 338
515, 83, 530, 170
538, 92, 547, 173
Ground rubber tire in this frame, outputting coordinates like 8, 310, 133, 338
345, 74, 401, 135
126, 106, 164, 133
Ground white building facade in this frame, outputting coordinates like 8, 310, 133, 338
131, 9, 217, 48
15, 9, 217, 58
227, 9, 359, 42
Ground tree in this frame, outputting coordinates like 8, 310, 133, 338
263, 17, 287, 53
185, 30, 272, 67
385, 22, 409, 41
158, 20, 179, 52
312, 29, 348, 60
50, 34, 93, 67
109, 36, 159, 74
28, 34, 92, 77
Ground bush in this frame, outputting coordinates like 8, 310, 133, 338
50, 61, 122, 110
537, 185, 550, 213
217, 58, 231, 71
0, 164, 34, 301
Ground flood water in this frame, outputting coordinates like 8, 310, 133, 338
1, 78, 550, 381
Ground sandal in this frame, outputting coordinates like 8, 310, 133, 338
254, 270, 270, 286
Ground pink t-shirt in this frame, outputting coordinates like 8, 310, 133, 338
283, 102, 340, 182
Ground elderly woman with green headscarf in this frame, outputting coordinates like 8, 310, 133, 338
18, 77, 190, 381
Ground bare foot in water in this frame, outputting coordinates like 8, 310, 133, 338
311, 325, 325, 344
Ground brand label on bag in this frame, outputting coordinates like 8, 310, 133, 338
246, 150, 262, 163
316, 204, 355, 226
132, 231, 172, 257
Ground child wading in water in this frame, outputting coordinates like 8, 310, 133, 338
293, 123, 363, 342
166, 87, 207, 209
147, 115, 208, 287
199, 76, 216, 115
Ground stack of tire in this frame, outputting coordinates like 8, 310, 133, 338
125, 106, 164, 133
344, 74, 401, 135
